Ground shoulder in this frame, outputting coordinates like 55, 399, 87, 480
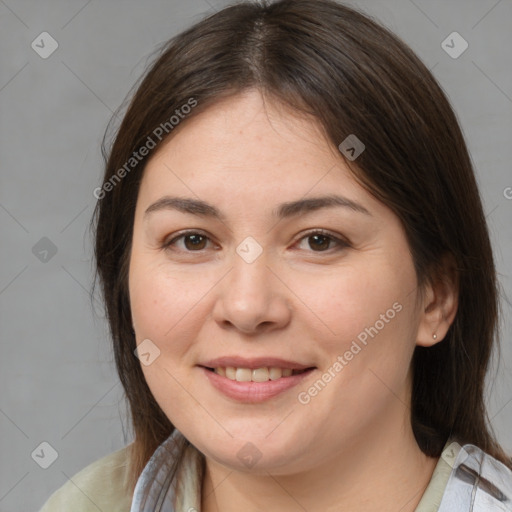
39, 445, 133, 512
436, 440, 512, 511
416, 439, 512, 512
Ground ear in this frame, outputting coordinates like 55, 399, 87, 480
416, 253, 459, 347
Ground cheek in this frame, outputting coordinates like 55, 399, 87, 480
129, 245, 182, 329
128, 256, 204, 421
293, 265, 419, 430
129, 266, 173, 338
297, 257, 420, 412
128, 251, 222, 360
298, 261, 415, 349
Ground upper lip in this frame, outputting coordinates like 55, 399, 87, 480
199, 356, 315, 370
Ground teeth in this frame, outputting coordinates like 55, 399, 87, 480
252, 367, 269, 382
214, 366, 298, 381
235, 368, 252, 382
269, 367, 282, 380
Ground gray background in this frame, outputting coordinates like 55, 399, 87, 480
1, 0, 511, 510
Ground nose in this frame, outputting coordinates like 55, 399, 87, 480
212, 245, 292, 335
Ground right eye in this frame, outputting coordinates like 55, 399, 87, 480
162, 230, 215, 252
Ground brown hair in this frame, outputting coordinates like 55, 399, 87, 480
91, 0, 511, 491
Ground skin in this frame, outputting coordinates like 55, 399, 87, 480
128, 88, 458, 512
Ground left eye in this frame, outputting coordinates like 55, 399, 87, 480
295, 231, 348, 252
163, 230, 348, 253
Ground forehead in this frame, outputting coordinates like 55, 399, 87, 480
158, 90, 331, 162
134, 89, 397, 229
132, 91, 407, 251
140, 90, 360, 198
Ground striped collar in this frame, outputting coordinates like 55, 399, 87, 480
130, 429, 203, 512
130, 430, 512, 511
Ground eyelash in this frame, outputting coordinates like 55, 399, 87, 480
162, 229, 350, 255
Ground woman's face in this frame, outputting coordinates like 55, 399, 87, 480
128, 89, 430, 474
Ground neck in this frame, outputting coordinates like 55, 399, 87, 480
201, 402, 438, 512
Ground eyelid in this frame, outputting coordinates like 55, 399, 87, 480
295, 228, 350, 248
163, 229, 216, 250
162, 228, 350, 253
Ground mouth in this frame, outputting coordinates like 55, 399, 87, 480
198, 358, 317, 403
201, 366, 314, 382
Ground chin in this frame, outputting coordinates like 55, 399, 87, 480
190, 424, 309, 473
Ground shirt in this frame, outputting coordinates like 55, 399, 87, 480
39, 430, 512, 511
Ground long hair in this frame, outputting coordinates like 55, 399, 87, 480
91, 0, 511, 490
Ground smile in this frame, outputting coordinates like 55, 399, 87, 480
207, 366, 310, 382
199, 365, 316, 403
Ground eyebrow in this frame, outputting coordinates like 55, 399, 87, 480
144, 194, 371, 221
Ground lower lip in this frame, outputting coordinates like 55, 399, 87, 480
200, 367, 315, 403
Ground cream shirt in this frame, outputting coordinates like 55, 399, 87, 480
39, 439, 457, 511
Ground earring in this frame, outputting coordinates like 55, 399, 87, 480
432, 333, 438, 340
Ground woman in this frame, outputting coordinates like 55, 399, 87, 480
40, 0, 512, 510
